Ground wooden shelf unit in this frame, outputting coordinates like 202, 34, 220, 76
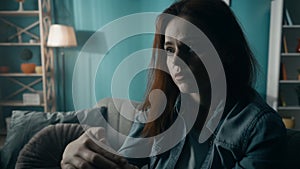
0, 10, 39, 16
0, 43, 41, 46
0, 0, 56, 114
0, 100, 44, 107
282, 25, 300, 29
278, 106, 300, 111
267, 0, 300, 130
279, 80, 300, 84
281, 53, 300, 56
0, 0, 56, 112
0, 73, 43, 77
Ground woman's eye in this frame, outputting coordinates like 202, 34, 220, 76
165, 47, 175, 54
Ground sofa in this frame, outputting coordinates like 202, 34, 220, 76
1, 98, 300, 169
0, 98, 140, 169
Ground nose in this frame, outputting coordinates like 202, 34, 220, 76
172, 48, 186, 66
172, 54, 181, 66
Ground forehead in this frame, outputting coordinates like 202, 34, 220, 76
164, 18, 199, 42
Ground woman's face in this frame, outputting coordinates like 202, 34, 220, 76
164, 18, 210, 93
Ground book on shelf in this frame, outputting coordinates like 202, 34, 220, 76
280, 62, 287, 80
285, 8, 293, 26
283, 35, 288, 53
278, 92, 287, 107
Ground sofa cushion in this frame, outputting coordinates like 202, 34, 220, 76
15, 123, 84, 169
0, 106, 112, 169
0, 110, 79, 169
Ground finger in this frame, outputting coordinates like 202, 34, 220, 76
99, 138, 110, 146
84, 137, 126, 165
86, 127, 106, 140
79, 148, 123, 169
61, 163, 77, 169
69, 156, 98, 169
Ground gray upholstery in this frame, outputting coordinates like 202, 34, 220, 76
15, 124, 84, 169
0, 110, 79, 169
94, 98, 140, 150
15, 98, 300, 168
15, 98, 140, 169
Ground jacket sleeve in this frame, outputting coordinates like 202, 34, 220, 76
233, 111, 286, 169
118, 112, 151, 168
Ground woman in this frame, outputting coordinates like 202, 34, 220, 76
61, 0, 286, 168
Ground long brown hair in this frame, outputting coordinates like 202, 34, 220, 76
142, 0, 257, 137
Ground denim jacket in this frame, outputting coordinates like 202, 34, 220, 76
118, 91, 286, 169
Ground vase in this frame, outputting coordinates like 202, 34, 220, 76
18, 2, 23, 11
282, 117, 295, 129
21, 63, 36, 74
16, 0, 25, 11
0, 66, 9, 73
35, 66, 43, 74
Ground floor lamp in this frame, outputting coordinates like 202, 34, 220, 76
47, 24, 77, 111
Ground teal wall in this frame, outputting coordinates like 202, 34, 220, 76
231, 0, 272, 98
0, 0, 271, 111
53, 0, 174, 110
53, 0, 272, 111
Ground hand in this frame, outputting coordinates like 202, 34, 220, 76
61, 127, 131, 169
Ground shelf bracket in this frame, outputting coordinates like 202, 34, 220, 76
0, 17, 40, 42
9, 20, 40, 41
5, 78, 42, 100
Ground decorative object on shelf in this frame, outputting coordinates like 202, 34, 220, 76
35, 66, 42, 74
296, 38, 300, 53
20, 48, 36, 73
16, 0, 25, 11
282, 116, 295, 129
285, 8, 293, 26
23, 93, 42, 105
278, 92, 286, 107
0, 66, 9, 73
283, 35, 288, 53
47, 24, 77, 111
295, 85, 300, 105
29, 38, 37, 43
297, 69, 300, 80
280, 62, 287, 80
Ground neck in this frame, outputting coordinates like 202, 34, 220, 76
180, 91, 211, 132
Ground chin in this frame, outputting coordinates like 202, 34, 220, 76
178, 83, 198, 93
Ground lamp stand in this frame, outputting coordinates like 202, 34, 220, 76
58, 50, 66, 111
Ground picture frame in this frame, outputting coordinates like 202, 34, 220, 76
223, 0, 231, 6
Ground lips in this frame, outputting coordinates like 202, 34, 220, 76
174, 72, 185, 81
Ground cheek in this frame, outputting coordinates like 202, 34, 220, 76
166, 57, 174, 73
188, 58, 209, 81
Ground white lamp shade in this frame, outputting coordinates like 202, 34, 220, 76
47, 24, 77, 47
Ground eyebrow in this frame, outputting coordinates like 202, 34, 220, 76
164, 41, 173, 46
164, 37, 197, 46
